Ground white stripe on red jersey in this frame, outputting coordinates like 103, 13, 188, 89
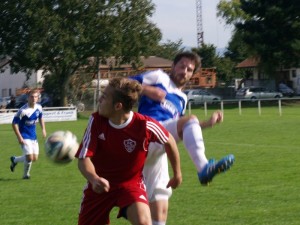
146, 121, 169, 144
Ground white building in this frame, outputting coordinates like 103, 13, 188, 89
0, 59, 45, 97
236, 57, 300, 94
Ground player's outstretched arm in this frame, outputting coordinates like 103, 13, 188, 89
164, 133, 182, 189
200, 110, 223, 129
78, 158, 110, 193
141, 85, 166, 102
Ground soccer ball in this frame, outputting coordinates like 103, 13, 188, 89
45, 130, 79, 163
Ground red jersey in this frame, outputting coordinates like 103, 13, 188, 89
75, 111, 169, 188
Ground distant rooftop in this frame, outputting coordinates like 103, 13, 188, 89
236, 57, 259, 68
99, 56, 172, 70
141, 56, 172, 68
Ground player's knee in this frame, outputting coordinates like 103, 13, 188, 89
177, 115, 200, 138
188, 114, 199, 123
26, 155, 33, 162
133, 215, 151, 225
183, 115, 199, 128
150, 200, 168, 222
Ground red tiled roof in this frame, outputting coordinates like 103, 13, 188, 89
141, 56, 172, 68
236, 57, 259, 68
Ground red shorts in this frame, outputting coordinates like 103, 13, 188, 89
78, 183, 149, 225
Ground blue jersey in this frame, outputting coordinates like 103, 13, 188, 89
12, 103, 43, 140
131, 69, 187, 122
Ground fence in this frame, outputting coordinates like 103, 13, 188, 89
187, 97, 300, 117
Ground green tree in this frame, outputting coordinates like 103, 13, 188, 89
215, 57, 238, 83
192, 44, 217, 68
0, 0, 161, 105
148, 39, 185, 60
217, 0, 300, 74
217, 0, 252, 81
224, 31, 248, 63
237, 0, 300, 71
192, 44, 244, 84
217, 0, 248, 26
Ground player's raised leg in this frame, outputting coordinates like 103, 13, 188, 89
198, 154, 235, 185
177, 115, 235, 185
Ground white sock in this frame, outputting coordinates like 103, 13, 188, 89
152, 221, 165, 225
182, 118, 208, 172
24, 160, 32, 177
14, 155, 25, 163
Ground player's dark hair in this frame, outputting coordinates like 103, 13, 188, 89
173, 52, 201, 73
109, 77, 142, 112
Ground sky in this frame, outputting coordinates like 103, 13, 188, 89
150, 0, 233, 49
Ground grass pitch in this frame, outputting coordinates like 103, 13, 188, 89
0, 104, 300, 225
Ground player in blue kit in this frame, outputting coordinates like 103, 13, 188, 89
131, 52, 235, 224
10, 89, 47, 179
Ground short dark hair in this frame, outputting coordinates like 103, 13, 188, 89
173, 52, 201, 73
109, 77, 142, 112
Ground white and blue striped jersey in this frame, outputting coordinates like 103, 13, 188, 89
12, 103, 43, 140
131, 69, 187, 122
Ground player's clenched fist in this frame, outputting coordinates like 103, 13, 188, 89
91, 176, 110, 194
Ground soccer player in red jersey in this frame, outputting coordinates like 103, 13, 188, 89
75, 77, 182, 225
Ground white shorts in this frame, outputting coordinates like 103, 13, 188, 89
143, 118, 180, 202
21, 139, 39, 155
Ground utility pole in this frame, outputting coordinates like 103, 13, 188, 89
196, 0, 204, 47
